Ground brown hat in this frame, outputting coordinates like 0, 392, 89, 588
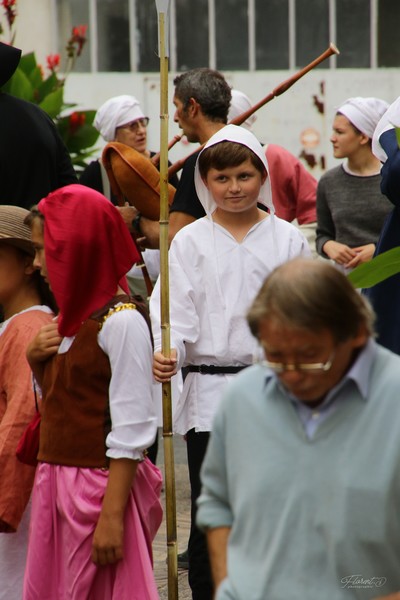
0, 41, 22, 88
0, 205, 34, 256
102, 142, 176, 219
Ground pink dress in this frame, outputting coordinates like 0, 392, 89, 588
24, 459, 162, 600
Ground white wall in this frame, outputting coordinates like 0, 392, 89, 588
64, 69, 400, 180
9, 0, 400, 180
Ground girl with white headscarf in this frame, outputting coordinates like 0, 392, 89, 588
316, 96, 392, 271
150, 124, 310, 598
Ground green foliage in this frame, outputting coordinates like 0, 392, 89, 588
1, 49, 99, 173
348, 247, 400, 289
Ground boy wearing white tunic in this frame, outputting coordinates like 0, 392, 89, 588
150, 124, 311, 599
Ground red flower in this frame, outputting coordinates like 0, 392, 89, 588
67, 24, 88, 58
46, 54, 60, 73
69, 111, 86, 135
2, 0, 17, 28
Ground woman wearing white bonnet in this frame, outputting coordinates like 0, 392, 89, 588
316, 95, 392, 271
79, 95, 151, 199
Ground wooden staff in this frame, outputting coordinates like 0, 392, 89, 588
167, 42, 339, 177
155, 1, 178, 599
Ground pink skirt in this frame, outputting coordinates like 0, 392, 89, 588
23, 459, 163, 600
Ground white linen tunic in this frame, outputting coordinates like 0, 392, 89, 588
150, 213, 310, 435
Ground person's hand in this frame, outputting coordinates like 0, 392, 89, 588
26, 322, 62, 364
116, 203, 139, 232
345, 243, 376, 268
322, 240, 357, 265
153, 349, 177, 382
92, 512, 124, 566
373, 593, 400, 599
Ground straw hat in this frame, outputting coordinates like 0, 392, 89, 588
0, 41, 22, 88
0, 205, 34, 256
102, 142, 176, 220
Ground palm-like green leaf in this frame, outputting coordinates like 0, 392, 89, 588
348, 247, 400, 288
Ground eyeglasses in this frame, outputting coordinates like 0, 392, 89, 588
117, 117, 149, 133
262, 352, 335, 374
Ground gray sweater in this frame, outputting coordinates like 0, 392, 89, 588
316, 165, 392, 257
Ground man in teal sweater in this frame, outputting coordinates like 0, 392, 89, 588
197, 257, 400, 600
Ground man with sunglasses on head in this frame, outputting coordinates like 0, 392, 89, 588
197, 257, 400, 600
80, 94, 179, 202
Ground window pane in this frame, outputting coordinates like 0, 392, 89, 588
57, 0, 90, 72
136, 0, 159, 71
97, 0, 130, 72
336, 0, 370, 67
176, 0, 209, 70
296, 0, 329, 68
378, 0, 400, 67
216, 0, 248, 70
255, 0, 289, 69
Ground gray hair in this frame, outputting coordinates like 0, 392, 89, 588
247, 258, 375, 343
173, 68, 231, 123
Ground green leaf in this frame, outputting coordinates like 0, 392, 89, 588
5, 68, 35, 101
66, 123, 100, 153
348, 246, 400, 288
39, 87, 64, 119
36, 72, 61, 103
396, 127, 400, 148
18, 52, 37, 76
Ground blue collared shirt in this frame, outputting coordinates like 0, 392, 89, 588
265, 338, 377, 439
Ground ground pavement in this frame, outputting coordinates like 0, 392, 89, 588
154, 433, 193, 599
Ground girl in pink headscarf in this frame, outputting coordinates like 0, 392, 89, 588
24, 184, 162, 600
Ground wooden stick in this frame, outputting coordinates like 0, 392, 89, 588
155, 1, 179, 599
167, 43, 339, 177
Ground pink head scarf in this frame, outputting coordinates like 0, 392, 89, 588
38, 184, 140, 337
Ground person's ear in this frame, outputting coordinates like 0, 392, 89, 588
187, 97, 200, 117
352, 324, 369, 349
201, 176, 210, 190
261, 171, 268, 185
23, 256, 35, 276
359, 133, 370, 146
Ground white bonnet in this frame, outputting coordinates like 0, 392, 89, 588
228, 89, 257, 130
337, 96, 389, 139
94, 95, 147, 142
194, 124, 273, 215
372, 96, 400, 163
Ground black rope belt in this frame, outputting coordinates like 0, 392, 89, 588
187, 364, 249, 375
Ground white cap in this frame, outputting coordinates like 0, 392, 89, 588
228, 89, 257, 131
337, 96, 389, 139
372, 96, 400, 163
94, 95, 147, 142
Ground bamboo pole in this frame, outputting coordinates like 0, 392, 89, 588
155, 1, 178, 599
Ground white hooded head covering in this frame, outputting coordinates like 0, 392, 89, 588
372, 96, 400, 163
337, 96, 389, 140
228, 89, 257, 130
194, 124, 273, 216
94, 95, 147, 142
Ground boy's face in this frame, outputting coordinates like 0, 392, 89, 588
203, 158, 266, 214
31, 219, 49, 287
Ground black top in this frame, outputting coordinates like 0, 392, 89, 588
0, 93, 77, 208
169, 151, 205, 219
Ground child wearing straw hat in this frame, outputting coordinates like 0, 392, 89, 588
0, 206, 55, 600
